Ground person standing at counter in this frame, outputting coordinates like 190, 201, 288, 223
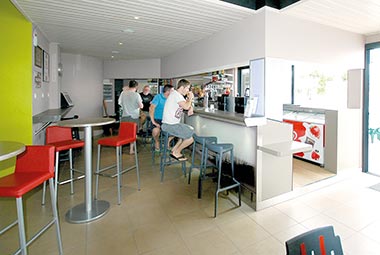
162, 79, 194, 161
119, 80, 144, 154
139, 85, 153, 132
149, 84, 174, 152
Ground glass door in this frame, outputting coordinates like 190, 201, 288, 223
364, 43, 380, 175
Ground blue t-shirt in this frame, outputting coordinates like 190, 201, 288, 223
151, 93, 167, 120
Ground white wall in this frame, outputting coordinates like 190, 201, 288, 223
61, 53, 103, 119
103, 58, 161, 78
32, 25, 50, 116
266, 10, 365, 69
161, 11, 266, 78
366, 33, 380, 44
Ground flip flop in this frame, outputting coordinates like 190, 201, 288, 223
169, 154, 187, 161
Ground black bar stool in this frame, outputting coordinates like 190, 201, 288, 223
159, 130, 187, 182
203, 142, 241, 217
188, 134, 217, 187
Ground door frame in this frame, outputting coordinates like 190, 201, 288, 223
363, 42, 380, 173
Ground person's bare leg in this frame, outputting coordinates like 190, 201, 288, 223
171, 137, 194, 159
152, 127, 160, 150
171, 139, 182, 154
130, 144, 135, 154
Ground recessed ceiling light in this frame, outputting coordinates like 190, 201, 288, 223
111, 55, 114, 58
118, 42, 123, 45
134, 16, 139, 20
122, 28, 135, 33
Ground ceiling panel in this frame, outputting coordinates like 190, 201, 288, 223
11, 0, 380, 60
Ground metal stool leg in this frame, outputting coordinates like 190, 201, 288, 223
134, 141, 141, 190
49, 178, 63, 254
16, 197, 27, 255
69, 149, 74, 195
116, 146, 121, 205
95, 144, 101, 200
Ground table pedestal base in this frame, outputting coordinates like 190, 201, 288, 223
65, 200, 110, 224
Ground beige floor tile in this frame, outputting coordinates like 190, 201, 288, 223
171, 209, 217, 238
247, 206, 298, 235
272, 223, 309, 244
184, 227, 238, 255
301, 214, 355, 240
343, 232, 380, 255
240, 236, 285, 255
274, 199, 320, 223
133, 222, 184, 254
218, 217, 270, 250
323, 203, 378, 231
141, 243, 191, 255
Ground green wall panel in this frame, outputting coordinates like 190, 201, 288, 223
0, 1, 32, 177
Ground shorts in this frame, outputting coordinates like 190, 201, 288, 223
161, 123, 194, 140
150, 119, 162, 129
120, 116, 139, 126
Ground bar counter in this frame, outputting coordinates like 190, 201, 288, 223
192, 107, 266, 127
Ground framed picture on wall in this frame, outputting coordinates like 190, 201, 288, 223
43, 50, 49, 82
34, 46, 43, 68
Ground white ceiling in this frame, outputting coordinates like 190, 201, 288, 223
11, 0, 380, 60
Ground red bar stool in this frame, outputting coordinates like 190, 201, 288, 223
0, 145, 63, 255
42, 126, 85, 204
95, 122, 141, 204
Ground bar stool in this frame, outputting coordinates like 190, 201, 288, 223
95, 121, 140, 205
188, 134, 217, 186
203, 142, 241, 217
42, 125, 85, 204
159, 130, 187, 182
0, 145, 63, 255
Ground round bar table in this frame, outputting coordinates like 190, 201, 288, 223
57, 117, 116, 224
0, 141, 25, 161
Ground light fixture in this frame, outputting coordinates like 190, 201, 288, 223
134, 16, 139, 20
111, 55, 114, 59
122, 28, 135, 33
118, 42, 123, 45
112, 50, 119, 54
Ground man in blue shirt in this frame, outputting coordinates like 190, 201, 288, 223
149, 84, 174, 151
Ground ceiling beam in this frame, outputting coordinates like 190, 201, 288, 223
221, 0, 300, 10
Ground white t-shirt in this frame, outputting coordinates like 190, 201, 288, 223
162, 90, 185, 124
119, 90, 142, 119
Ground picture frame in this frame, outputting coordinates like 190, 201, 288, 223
43, 50, 50, 82
34, 46, 43, 68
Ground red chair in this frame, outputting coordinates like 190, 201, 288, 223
42, 126, 85, 204
0, 145, 63, 255
95, 122, 141, 204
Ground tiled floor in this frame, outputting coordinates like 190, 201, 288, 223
2, 139, 380, 254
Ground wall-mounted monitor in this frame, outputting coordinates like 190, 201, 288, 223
61, 92, 74, 108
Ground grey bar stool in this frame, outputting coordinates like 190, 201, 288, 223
203, 142, 241, 217
188, 134, 217, 187
159, 130, 187, 182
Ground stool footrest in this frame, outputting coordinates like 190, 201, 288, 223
14, 218, 56, 255
57, 174, 84, 185
97, 165, 137, 178
0, 220, 17, 235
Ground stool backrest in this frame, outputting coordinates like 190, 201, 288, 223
15, 145, 55, 175
285, 226, 343, 255
46, 126, 73, 143
119, 122, 137, 140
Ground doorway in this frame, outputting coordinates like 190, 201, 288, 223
364, 42, 380, 175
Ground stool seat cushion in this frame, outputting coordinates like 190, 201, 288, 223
194, 135, 217, 144
0, 172, 53, 198
47, 140, 84, 152
98, 136, 136, 147
206, 143, 233, 153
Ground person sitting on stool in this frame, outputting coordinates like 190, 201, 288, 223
161, 79, 194, 161
149, 84, 174, 152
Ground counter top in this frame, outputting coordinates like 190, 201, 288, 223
257, 141, 312, 157
33, 107, 73, 124
193, 107, 266, 127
